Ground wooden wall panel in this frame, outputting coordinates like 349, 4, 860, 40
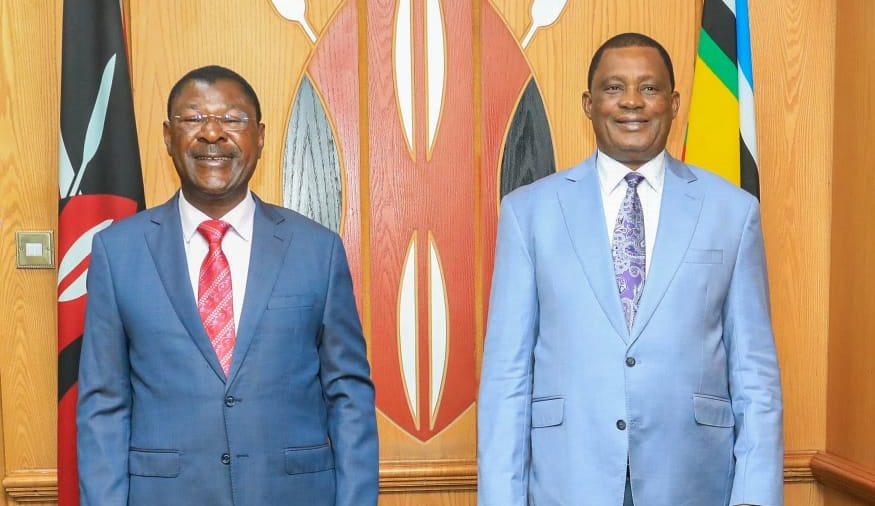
826, 1, 875, 503
379, 491, 473, 506
828, 0, 875, 461
129, 0, 342, 207
0, 0, 848, 505
0, 0, 63, 483
0, 382, 4, 506
824, 488, 871, 506
749, 0, 833, 454
788, 481, 825, 506
490, 0, 699, 169
0, 1, 63, 504
824, 488, 872, 506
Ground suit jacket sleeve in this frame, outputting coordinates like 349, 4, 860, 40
477, 196, 538, 506
77, 232, 132, 506
319, 235, 379, 506
725, 200, 784, 506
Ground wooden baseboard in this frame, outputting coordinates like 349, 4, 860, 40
379, 453, 821, 491
785, 449, 817, 482
0, 451, 853, 502
811, 451, 875, 503
379, 459, 477, 493
2, 469, 57, 502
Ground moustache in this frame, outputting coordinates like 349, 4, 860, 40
192, 144, 240, 158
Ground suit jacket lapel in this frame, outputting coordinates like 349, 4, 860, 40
145, 194, 227, 380
631, 155, 703, 341
227, 196, 292, 382
557, 155, 629, 341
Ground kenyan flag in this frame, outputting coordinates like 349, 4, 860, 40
58, 1, 145, 504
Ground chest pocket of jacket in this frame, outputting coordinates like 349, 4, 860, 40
263, 293, 323, 334
267, 293, 319, 309
683, 248, 723, 264
531, 396, 564, 428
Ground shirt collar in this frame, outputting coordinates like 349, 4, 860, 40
596, 150, 667, 196
179, 189, 255, 244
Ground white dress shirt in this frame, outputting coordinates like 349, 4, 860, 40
179, 190, 255, 331
596, 150, 666, 275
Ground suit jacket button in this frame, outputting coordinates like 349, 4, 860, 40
225, 395, 236, 407
616, 419, 627, 430
221, 453, 231, 465
625, 357, 636, 367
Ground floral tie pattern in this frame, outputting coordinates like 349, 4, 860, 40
197, 220, 236, 375
611, 173, 646, 331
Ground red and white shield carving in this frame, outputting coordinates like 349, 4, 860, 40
300, 0, 541, 441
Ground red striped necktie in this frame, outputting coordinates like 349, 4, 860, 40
197, 220, 236, 376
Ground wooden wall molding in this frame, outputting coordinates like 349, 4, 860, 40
811, 451, 875, 503
379, 453, 821, 492
379, 459, 478, 493
1, 461, 479, 501
785, 449, 818, 483
1, 452, 824, 502
2, 469, 57, 503
5, 455, 869, 502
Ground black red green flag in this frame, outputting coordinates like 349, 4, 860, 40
58, 1, 145, 504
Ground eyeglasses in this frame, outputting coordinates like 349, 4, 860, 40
169, 111, 251, 132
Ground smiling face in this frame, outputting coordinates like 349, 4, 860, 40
163, 78, 265, 216
582, 45, 679, 170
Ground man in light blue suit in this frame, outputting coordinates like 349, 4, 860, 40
77, 65, 378, 506
477, 33, 783, 506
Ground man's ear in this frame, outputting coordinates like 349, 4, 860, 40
582, 91, 593, 119
256, 122, 265, 159
162, 121, 172, 154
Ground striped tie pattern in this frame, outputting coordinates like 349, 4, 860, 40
197, 220, 235, 376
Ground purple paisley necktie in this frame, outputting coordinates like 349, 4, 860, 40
611, 172, 646, 331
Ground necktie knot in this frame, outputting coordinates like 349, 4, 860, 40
197, 220, 231, 248
624, 172, 645, 189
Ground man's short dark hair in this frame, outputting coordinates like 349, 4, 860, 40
166, 65, 262, 122
587, 32, 675, 91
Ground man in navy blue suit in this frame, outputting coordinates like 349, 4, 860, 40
77, 65, 378, 506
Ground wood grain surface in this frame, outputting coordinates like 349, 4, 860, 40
0, 1, 860, 505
